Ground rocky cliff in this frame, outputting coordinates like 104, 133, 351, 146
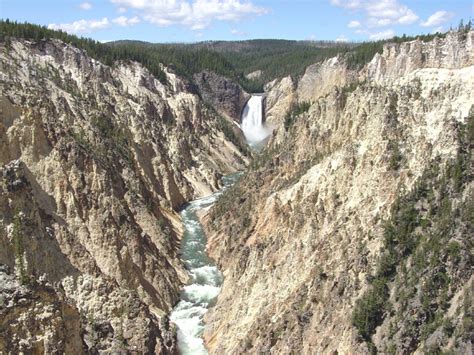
193, 70, 250, 122
203, 31, 473, 354
263, 76, 295, 127
0, 37, 248, 353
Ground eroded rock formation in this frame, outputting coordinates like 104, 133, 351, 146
193, 70, 250, 121
204, 31, 474, 354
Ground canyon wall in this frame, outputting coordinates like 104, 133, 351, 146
204, 31, 474, 354
193, 70, 250, 122
0, 38, 248, 353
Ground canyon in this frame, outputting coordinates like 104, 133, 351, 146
0, 27, 473, 355
0, 37, 249, 353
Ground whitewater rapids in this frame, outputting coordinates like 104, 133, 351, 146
170, 174, 240, 354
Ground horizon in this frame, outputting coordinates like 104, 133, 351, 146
3, 19, 446, 45
1, 1, 472, 43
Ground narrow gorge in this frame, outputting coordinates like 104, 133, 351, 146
0, 18, 472, 355
170, 92, 270, 354
0, 35, 250, 353
170, 173, 239, 354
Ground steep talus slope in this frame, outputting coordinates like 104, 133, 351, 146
0, 38, 248, 353
296, 56, 356, 103
203, 31, 473, 354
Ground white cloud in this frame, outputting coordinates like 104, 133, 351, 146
348, 20, 361, 28
397, 9, 418, 25
366, 0, 418, 24
421, 10, 454, 27
48, 17, 110, 33
79, 2, 92, 10
118, 7, 127, 13
332, 0, 418, 28
110, 0, 268, 30
331, 0, 362, 9
335, 34, 348, 42
367, 17, 391, 27
112, 16, 140, 26
369, 29, 395, 40
230, 28, 248, 36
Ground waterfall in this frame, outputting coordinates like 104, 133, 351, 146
241, 95, 271, 145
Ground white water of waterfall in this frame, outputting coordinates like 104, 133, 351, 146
241, 95, 271, 145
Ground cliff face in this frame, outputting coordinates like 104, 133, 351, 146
204, 31, 473, 354
0, 38, 248, 353
0, 264, 84, 354
297, 56, 355, 103
264, 76, 295, 127
193, 70, 250, 122
366, 32, 474, 83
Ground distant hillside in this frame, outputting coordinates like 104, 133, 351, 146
110, 39, 356, 87
2, 20, 456, 93
189, 39, 357, 84
110, 34, 452, 89
196, 32, 453, 84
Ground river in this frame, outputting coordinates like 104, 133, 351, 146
170, 173, 241, 354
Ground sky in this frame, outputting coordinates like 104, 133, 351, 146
1, 0, 472, 43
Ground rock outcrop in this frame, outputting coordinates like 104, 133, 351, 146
263, 76, 295, 127
0, 37, 249, 353
203, 31, 474, 354
193, 70, 250, 121
366, 32, 474, 83
0, 264, 84, 354
245, 70, 263, 80
297, 56, 356, 103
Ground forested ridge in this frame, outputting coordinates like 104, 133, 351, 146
111, 38, 355, 86
1, 19, 468, 93
0, 20, 261, 91
109, 29, 461, 88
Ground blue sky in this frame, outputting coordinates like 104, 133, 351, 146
1, 0, 472, 43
